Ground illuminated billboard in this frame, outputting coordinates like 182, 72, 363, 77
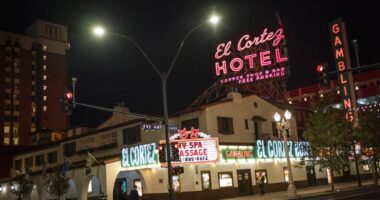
214, 27, 289, 85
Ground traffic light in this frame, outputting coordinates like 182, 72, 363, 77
171, 166, 184, 175
158, 144, 167, 163
170, 144, 180, 162
317, 63, 329, 89
61, 89, 74, 115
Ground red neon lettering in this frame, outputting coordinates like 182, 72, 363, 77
272, 28, 284, 46
260, 51, 272, 66
346, 112, 354, 122
336, 48, 345, 59
259, 28, 269, 43
236, 28, 285, 52
338, 61, 346, 71
230, 58, 244, 72
343, 98, 352, 109
215, 61, 227, 75
339, 74, 348, 84
215, 41, 231, 59
343, 86, 348, 96
334, 36, 342, 46
332, 24, 340, 34
244, 54, 257, 68
275, 48, 288, 62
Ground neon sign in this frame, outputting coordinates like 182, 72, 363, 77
330, 19, 357, 122
255, 140, 309, 159
121, 143, 158, 168
161, 130, 219, 166
214, 27, 289, 85
220, 145, 254, 161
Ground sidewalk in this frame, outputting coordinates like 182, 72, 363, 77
222, 180, 375, 200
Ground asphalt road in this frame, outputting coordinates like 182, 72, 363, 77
302, 186, 380, 200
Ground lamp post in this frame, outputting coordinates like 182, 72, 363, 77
92, 15, 220, 200
274, 110, 298, 199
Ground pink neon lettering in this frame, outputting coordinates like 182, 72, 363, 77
334, 36, 342, 46
244, 54, 257, 69
336, 48, 344, 59
275, 48, 288, 62
215, 41, 232, 59
260, 51, 271, 66
343, 98, 352, 109
338, 61, 346, 71
332, 24, 340, 34
259, 28, 269, 43
340, 74, 347, 84
215, 61, 227, 75
230, 58, 244, 72
237, 34, 252, 51
346, 112, 354, 122
272, 28, 284, 46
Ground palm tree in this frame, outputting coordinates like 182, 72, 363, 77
10, 174, 34, 200
46, 171, 70, 200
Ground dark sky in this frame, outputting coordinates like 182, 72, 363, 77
1, 0, 379, 126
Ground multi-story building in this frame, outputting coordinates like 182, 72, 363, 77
0, 20, 70, 145
0, 92, 373, 200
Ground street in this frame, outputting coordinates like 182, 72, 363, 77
303, 186, 380, 200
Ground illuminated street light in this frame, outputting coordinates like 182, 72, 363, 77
91, 16, 221, 200
93, 26, 105, 37
209, 15, 220, 25
274, 110, 298, 199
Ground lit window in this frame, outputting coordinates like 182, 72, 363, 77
43, 106, 47, 111
283, 167, 289, 182
4, 126, 10, 134
43, 45, 47, 50
4, 138, 10, 145
32, 106, 36, 113
13, 138, 19, 145
43, 65, 47, 70
363, 164, 370, 172
201, 171, 212, 190
43, 96, 47, 101
172, 175, 181, 192
43, 55, 47, 60
43, 75, 47, 80
87, 180, 92, 193
43, 86, 47, 91
218, 172, 233, 188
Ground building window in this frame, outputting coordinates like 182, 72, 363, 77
43, 75, 47, 80
172, 175, 181, 192
255, 170, 268, 184
181, 118, 199, 130
43, 85, 47, 91
4, 126, 10, 134
283, 167, 289, 182
122, 126, 141, 145
245, 119, 249, 129
4, 137, 10, 145
42, 45, 47, 50
43, 96, 47, 101
217, 117, 234, 134
201, 171, 212, 190
218, 172, 233, 188
43, 55, 47, 60
13, 138, 19, 145
47, 151, 57, 164
363, 164, 370, 172
35, 154, 44, 166
15, 159, 22, 171
63, 142, 76, 157
25, 157, 34, 168
43, 106, 47, 111
254, 121, 260, 139
43, 65, 47, 70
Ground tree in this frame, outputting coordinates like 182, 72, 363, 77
46, 171, 70, 200
355, 111, 380, 185
10, 174, 34, 200
303, 97, 352, 191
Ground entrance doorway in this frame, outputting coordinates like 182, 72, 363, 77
306, 166, 317, 186
342, 165, 351, 181
113, 171, 143, 200
237, 169, 253, 196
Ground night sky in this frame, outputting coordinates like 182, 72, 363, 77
1, 0, 379, 126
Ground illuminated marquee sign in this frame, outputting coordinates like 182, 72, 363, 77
161, 129, 219, 165
330, 19, 357, 122
255, 140, 309, 159
121, 143, 158, 168
220, 145, 254, 161
214, 27, 289, 85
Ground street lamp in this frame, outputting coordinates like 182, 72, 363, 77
274, 110, 298, 199
91, 15, 220, 200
